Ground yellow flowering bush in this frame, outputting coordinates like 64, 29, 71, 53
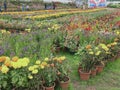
0, 55, 68, 89
106, 41, 119, 60
77, 43, 109, 72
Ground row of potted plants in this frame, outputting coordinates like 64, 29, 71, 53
0, 55, 70, 90
77, 33, 120, 80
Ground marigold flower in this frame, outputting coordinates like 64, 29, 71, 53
89, 52, 94, 55
0, 56, 6, 62
44, 58, 49, 61
40, 65, 44, 69
95, 47, 99, 50
99, 44, 109, 51
4, 58, 11, 67
1, 65, 9, 74
41, 62, 47, 66
95, 51, 101, 56
60, 56, 66, 61
12, 56, 19, 62
35, 60, 41, 64
86, 45, 91, 49
28, 75, 33, 79
28, 66, 34, 71
32, 69, 38, 74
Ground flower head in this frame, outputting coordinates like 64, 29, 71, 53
1, 65, 9, 74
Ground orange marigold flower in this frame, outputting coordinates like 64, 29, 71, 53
4, 61, 11, 67
86, 45, 91, 49
12, 56, 19, 62
0, 56, 6, 62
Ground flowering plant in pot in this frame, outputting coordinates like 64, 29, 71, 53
41, 61, 57, 90
94, 43, 110, 73
53, 56, 70, 89
28, 60, 46, 90
77, 44, 96, 80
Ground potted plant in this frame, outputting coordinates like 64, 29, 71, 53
54, 56, 70, 89
77, 44, 96, 80
95, 43, 109, 73
42, 65, 56, 90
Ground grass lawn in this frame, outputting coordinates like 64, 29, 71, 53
56, 52, 120, 90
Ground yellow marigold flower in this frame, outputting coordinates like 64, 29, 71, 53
1, 30, 6, 33
28, 66, 34, 71
95, 47, 99, 50
41, 62, 47, 66
44, 58, 49, 61
99, 43, 109, 51
28, 75, 33, 79
22, 62, 29, 67
32, 69, 38, 74
11, 60, 22, 69
95, 51, 101, 56
35, 60, 41, 64
60, 56, 66, 61
1, 65, 9, 74
40, 65, 44, 69
23, 57, 30, 63
12, 56, 19, 62
89, 52, 94, 55
6, 57, 10, 61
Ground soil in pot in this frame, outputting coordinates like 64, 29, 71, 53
59, 76, 70, 89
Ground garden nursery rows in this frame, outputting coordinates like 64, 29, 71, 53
0, 8, 120, 90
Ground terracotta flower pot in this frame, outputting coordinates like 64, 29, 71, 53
59, 76, 70, 89
91, 68, 97, 77
79, 70, 91, 80
43, 82, 55, 90
96, 65, 104, 74
78, 66, 82, 73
